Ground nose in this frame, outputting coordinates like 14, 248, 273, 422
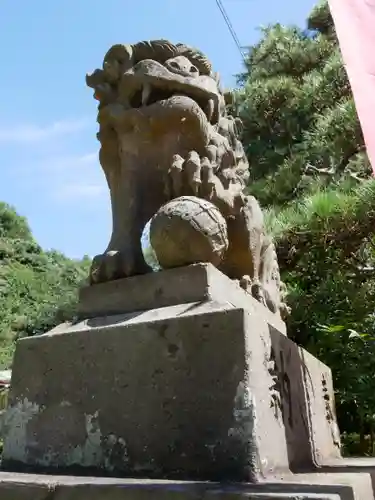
165, 56, 199, 76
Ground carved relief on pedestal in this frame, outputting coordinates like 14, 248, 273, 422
322, 374, 341, 449
268, 346, 293, 428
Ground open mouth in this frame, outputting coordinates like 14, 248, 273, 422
126, 82, 216, 123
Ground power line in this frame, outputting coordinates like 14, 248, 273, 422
215, 0, 247, 64
215, 0, 242, 54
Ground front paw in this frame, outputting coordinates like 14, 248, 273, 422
239, 276, 268, 306
89, 250, 135, 284
165, 150, 216, 200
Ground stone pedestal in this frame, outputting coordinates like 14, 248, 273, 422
1, 472, 373, 500
2, 265, 341, 482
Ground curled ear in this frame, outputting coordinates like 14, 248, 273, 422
103, 44, 133, 72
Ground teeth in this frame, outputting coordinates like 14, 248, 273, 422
205, 99, 214, 122
141, 83, 151, 106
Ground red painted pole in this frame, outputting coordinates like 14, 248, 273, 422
329, 0, 375, 174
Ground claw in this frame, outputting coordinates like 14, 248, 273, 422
90, 254, 104, 284
221, 148, 236, 170
206, 144, 218, 166
204, 99, 215, 122
239, 275, 252, 292
170, 154, 184, 197
251, 281, 267, 306
184, 151, 201, 195
201, 157, 215, 199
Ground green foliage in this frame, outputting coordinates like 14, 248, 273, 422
238, 25, 333, 84
235, 5, 367, 208
307, 0, 335, 35
0, 203, 90, 368
0, 203, 33, 240
268, 183, 375, 444
236, 0, 375, 453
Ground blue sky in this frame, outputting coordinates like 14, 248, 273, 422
0, 0, 315, 258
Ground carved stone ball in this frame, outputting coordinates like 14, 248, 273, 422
149, 196, 229, 269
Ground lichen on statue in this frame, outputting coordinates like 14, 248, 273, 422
86, 39, 289, 319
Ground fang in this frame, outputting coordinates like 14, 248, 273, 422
142, 84, 151, 106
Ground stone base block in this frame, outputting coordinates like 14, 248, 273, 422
3, 301, 287, 481
77, 263, 287, 335
2, 303, 340, 481
0, 472, 373, 500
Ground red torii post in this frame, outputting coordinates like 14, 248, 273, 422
329, 0, 375, 175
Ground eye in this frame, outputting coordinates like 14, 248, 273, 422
169, 60, 179, 69
190, 65, 199, 73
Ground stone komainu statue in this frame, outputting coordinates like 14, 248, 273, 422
86, 40, 289, 319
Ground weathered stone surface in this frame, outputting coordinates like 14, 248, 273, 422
299, 349, 341, 465
318, 456, 375, 493
77, 263, 287, 335
150, 196, 229, 269
266, 329, 341, 470
2, 284, 341, 481
85, 39, 289, 319
1, 471, 373, 500
0, 481, 48, 500
3, 303, 287, 481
